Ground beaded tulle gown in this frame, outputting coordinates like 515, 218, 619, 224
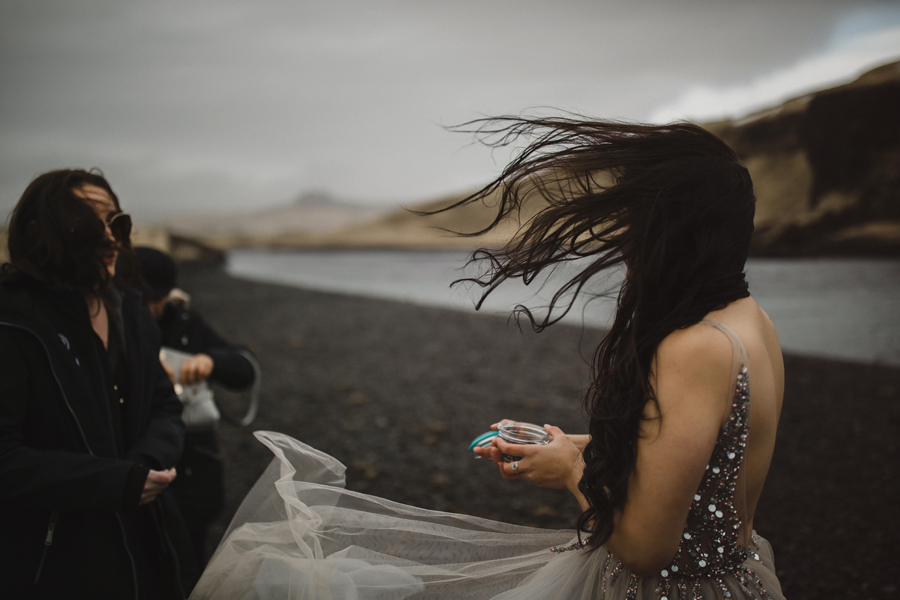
191, 321, 784, 600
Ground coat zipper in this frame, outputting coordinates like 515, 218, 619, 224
115, 513, 141, 600
33, 510, 59, 584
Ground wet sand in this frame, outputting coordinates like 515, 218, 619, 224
180, 263, 899, 600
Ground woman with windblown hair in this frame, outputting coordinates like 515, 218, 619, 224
192, 118, 786, 600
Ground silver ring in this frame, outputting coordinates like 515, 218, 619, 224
511, 461, 519, 473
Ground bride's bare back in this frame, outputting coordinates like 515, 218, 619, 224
622, 296, 783, 572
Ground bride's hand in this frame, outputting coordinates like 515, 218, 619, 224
471, 419, 524, 463
490, 425, 584, 492
471, 419, 512, 461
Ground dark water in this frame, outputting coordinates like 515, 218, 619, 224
227, 249, 900, 366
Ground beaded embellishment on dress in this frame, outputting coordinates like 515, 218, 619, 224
550, 536, 591, 554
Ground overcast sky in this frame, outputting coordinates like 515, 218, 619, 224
2, 0, 899, 221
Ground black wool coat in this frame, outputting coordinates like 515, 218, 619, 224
0, 273, 189, 599
157, 301, 256, 556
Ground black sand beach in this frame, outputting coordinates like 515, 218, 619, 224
180, 263, 899, 600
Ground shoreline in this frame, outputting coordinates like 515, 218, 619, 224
225, 248, 900, 367
181, 264, 898, 600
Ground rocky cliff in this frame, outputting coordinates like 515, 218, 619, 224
708, 60, 900, 255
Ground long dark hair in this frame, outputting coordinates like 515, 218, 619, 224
4, 169, 140, 293
439, 116, 755, 546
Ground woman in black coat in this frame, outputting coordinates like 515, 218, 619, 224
0, 170, 196, 599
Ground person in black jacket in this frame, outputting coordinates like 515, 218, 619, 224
136, 246, 257, 568
0, 170, 197, 599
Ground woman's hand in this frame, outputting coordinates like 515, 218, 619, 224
180, 353, 214, 386
140, 468, 177, 505
471, 419, 508, 462
475, 422, 585, 495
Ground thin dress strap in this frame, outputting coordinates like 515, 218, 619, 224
699, 319, 749, 422
699, 319, 752, 548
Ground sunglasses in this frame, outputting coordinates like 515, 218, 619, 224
106, 212, 132, 242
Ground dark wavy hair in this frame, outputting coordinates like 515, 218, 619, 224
4, 169, 140, 293
438, 116, 755, 547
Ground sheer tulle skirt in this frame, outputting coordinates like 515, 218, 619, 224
191, 432, 783, 600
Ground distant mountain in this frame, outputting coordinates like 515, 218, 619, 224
252, 191, 521, 249
157, 191, 387, 248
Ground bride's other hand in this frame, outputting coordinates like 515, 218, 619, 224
471, 419, 515, 462
493, 425, 584, 492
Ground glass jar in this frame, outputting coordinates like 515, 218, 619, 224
497, 422, 549, 462
468, 421, 549, 461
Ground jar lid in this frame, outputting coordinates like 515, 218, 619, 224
467, 430, 499, 455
